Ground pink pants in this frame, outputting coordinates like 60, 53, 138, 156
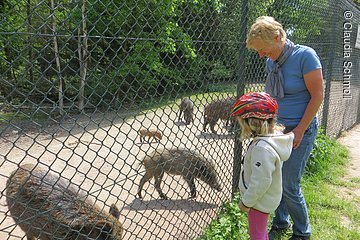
248, 208, 269, 240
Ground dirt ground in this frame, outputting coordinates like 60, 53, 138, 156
1, 103, 359, 239
0, 103, 235, 240
336, 123, 360, 228
338, 124, 360, 181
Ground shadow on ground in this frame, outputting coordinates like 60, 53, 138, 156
124, 198, 218, 213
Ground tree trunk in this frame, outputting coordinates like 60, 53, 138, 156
49, 0, 64, 115
78, 0, 88, 111
26, 0, 34, 83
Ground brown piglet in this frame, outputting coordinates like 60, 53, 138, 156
138, 128, 162, 143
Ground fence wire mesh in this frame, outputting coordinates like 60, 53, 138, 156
0, 0, 359, 239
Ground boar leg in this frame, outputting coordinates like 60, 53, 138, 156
228, 119, 235, 132
154, 172, 167, 199
184, 116, 189, 125
203, 118, 209, 132
224, 118, 229, 128
210, 121, 217, 134
178, 109, 183, 121
185, 113, 192, 125
184, 176, 197, 199
137, 172, 153, 199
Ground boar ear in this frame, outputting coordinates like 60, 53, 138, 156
109, 203, 120, 219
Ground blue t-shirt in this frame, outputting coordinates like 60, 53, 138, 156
266, 45, 322, 126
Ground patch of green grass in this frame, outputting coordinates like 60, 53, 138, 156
306, 128, 348, 180
0, 111, 29, 123
140, 84, 237, 113
197, 130, 360, 240
0, 109, 53, 124
204, 82, 237, 94
302, 181, 360, 239
195, 193, 249, 240
350, 177, 360, 184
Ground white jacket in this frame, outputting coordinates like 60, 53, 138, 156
239, 132, 294, 213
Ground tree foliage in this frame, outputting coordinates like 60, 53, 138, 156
0, 0, 354, 109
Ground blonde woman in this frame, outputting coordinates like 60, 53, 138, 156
246, 16, 324, 240
231, 92, 294, 240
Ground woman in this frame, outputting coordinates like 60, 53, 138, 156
232, 92, 294, 240
246, 16, 324, 240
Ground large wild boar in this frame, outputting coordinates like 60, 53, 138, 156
203, 97, 236, 134
5, 163, 123, 240
137, 148, 222, 200
178, 97, 194, 125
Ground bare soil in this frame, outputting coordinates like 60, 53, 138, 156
336, 123, 360, 229
0, 104, 235, 240
1, 104, 359, 239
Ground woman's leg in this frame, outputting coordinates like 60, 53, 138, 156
271, 119, 318, 237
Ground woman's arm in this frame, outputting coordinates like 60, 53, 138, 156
292, 68, 324, 149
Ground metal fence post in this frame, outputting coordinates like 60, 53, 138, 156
232, 0, 248, 197
321, 0, 340, 135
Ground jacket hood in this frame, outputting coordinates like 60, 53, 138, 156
256, 132, 294, 161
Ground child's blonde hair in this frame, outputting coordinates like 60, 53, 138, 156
246, 16, 286, 49
231, 92, 281, 139
237, 117, 283, 140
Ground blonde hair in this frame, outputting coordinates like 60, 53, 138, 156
237, 117, 284, 140
246, 16, 286, 49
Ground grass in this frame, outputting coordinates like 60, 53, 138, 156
0, 82, 238, 122
197, 129, 360, 240
136, 82, 237, 113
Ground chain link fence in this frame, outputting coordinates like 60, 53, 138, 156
0, 0, 359, 239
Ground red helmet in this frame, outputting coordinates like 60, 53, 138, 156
231, 92, 278, 119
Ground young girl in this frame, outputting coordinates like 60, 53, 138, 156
231, 92, 294, 240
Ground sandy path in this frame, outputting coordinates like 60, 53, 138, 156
337, 124, 360, 180
2, 99, 358, 239
336, 123, 360, 229
0, 102, 236, 240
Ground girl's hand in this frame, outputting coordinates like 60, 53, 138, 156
239, 201, 250, 213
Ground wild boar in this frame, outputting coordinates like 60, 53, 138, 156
137, 148, 221, 200
178, 97, 194, 125
5, 163, 123, 240
203, 97, 236, 134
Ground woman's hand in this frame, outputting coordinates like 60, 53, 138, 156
291, 127, 305, 149
239, 201, 250, 213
